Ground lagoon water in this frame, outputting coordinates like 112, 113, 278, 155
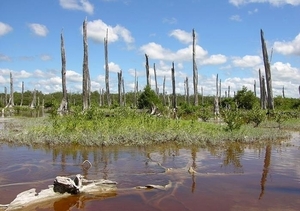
0, 132, 299, 210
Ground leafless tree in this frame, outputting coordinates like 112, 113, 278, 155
192, 29, 198, 106
104, 29, 111, 107
82, 18, 90, 111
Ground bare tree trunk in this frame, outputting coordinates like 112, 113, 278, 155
219, 79, 221, 106
104, 29, 111, 107
214, 74, 219, 118
254, 80, 257, 97
228, 86, 230, 98
134, 69, 137, 108
153, 63, 158, 95
58, 30, 68, 115
163, 76, 166, 106
201, 87, 204, 105
122, 77, 125, 107
262, 76, 267, 110
30, 89, 36, 108
82, 18, 90, 111
192, 29, 198, 106
260, 29, 274, 110
145, 54, 150, 87
171, 62, 176, 109
118, 70, 123, 106
9, 72, 14, 107
282, 86, 285, 98
185, 77, 189, 105
21, 81, 24, 106
4, 87, 7, 106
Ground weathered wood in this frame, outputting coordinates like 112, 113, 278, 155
134, 69, 137, 108
82, 18, 90, 111
185, 77, 189, 105
30, 89, 36, 109
58, 30, 68, 115
214, 74, 219, 117
9, 72, 14, 107
260, 29, 274, 110
104, 29, 111, 107
163, 76, 166, 106
153, 63, 158, 95
145, 54, 150, 86
171, 62, 176, 109
20, 81, 24, 106
192, 29, 198, 106
118, 70, 123, 106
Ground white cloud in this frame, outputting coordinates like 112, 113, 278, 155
0, 22, 13, 36
15, 70, 32, 79
85, 19, 134, 44
40, 54, 52, 61
229, 0, 300, 6
59, 0, 94, 14
140, 42, 208, 62
0, 53, 12, 62
232, 55, 262, 68
202, 54, 227, 65
66, 70, 82, 82
163, 17, 177, 24
106, 62, 121, 73
169, 29, 193, 44
28, 23, 49, 37
273, 33, 300, 55
230, 15, 242, 21
248, 8, 258, 14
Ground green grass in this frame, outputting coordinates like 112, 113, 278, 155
1, 107, 297, 147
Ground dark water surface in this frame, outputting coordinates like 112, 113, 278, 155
0, 132, 299, 211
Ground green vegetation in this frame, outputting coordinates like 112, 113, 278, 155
1, 86, 300, 147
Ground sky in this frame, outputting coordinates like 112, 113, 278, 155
0, 0, 300, 99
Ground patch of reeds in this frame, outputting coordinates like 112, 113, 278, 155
0, 107, 295, 147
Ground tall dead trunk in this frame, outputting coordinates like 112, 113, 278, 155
254, 80, 257, 97
228, 86, 230, 98
171, 62, 176, 109
185, 77, 189, 105
262, 76, 267, 110
9, 72, 14, 107
122, 77, 125, 107
145, 54, 150, 87
134, 69, 137, 108
4, 87, 7, 106
82, 18, 90, 111
118, 70, 123, 106
214, 74, 219, 117
260, 29, 274, 110
192, 29, 198, 106
219, 79, 221, 105
153, 63, 158, 95
30, 89, 36, 108
58, 30, 68, 115
282, 86, 285, 98
163, 76, 166, 106
104, 29, 111, 107
201, 87, 204, 105
20, 81, 24, 106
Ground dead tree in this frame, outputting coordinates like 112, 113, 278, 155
58, 30, 68, 115
163, 76, 166, 106
118, 70, 123, 106
4, 87, 7, 106
254, 80, 257, 97
82, 18, 90, 111
214, 74, 219, 118
260, 29, 274, 110
30, 89, 36, 108
171, 62, 176, 109
201, 87, 204, 105
20, 81, 24, 106
134, 69, 137, 108
122, 77, 125, 106
282, 86, 285, 98
153, 63, 158, 95
185, 77, 190, 105
192, 29, 198, 106
145, 54, 150, 87
8, 72, 14, 107
104, 29, 111, 107
259, 69, 267, 109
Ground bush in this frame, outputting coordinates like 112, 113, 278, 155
221, 109, 244, 131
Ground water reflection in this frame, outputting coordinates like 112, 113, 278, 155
0, 133, 300, 210
259, 144, 271, 199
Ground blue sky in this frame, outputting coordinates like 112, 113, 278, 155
0, 0, 300, 98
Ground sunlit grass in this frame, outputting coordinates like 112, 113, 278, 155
1, 107, 296, 147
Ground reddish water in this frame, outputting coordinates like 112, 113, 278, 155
0, 132, 299, 211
